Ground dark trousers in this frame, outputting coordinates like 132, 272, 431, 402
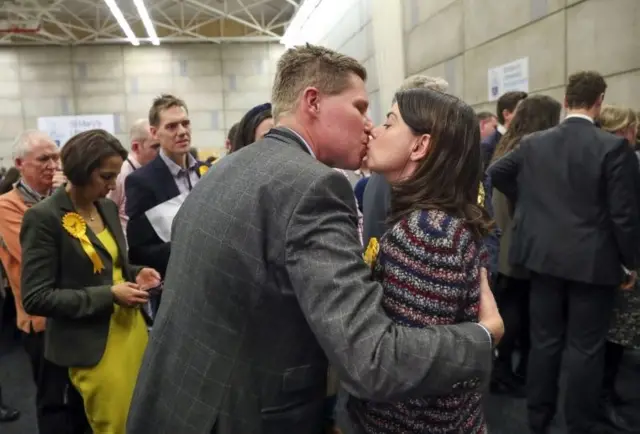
494, 274, 530, 378
526, 273, 615, 434
602, 341, 625, 401
22, 330, 89, 434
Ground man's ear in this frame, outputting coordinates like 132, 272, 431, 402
409, 134, 430, 162
130, 141, 140, 153
149, 125, 159, 140
301, 87, 321, 117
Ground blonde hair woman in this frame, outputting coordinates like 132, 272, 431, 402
598, 105, 640, 429
599, 105, 638, 145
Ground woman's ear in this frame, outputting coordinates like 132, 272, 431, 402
409, 134, 430, 162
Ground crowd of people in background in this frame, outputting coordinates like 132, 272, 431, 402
0, 42, 638, 434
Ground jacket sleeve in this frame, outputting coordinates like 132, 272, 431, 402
488, 146, 523, 202
603, 141, 640, 270
20, 206, 114, 319
0, 200, 28, 314
285, 170, 492, 401
125, 173, 171, 277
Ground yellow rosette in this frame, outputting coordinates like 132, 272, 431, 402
477, 182, 485, 206
363, 237, 379, 268
62, 212, 104, 274
198, 165, 209, 176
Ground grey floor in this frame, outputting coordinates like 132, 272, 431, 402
1, 329, 639, 434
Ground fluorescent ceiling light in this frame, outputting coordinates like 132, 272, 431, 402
103, 0, 139, 46
281, 0, 355, 47
133, 0, 160, 45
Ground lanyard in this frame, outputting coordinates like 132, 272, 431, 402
126, 158, 137, 171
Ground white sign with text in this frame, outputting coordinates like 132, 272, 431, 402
488, 57, 529, 102
37, 114, 115, 147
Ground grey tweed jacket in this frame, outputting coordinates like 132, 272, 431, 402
126, 127, 493, 434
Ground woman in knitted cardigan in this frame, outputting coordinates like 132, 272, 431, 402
352, 88, 492, 434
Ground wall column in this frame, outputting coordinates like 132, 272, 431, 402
371, 0, 406, 108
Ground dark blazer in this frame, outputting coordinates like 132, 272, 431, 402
362, 172, 391, 248
489, 117, 640, 285
126, 127, 492, 434
125, 154, 208, 277
481, 129, 502, 170
20, 186, 143, 367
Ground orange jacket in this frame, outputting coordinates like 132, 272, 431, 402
0, 189, 46, 333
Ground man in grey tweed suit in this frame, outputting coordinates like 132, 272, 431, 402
127, 44, 504, 434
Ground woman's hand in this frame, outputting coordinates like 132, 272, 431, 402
111, 282, 149, 307
136, 267, 162, 291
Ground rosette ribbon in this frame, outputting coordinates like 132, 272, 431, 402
62, 212, 104, 274
363, 237, 379, 268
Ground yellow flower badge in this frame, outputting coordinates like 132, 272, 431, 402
198, 165, 209, 176
62, 212, 104, 274
477, 182, 485, 206
363, 237, 379, 268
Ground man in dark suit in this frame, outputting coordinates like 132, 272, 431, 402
480, 91, 528, 169
489, 71, 639, 434
125, 95, 208, 313
127, 45, 504, 434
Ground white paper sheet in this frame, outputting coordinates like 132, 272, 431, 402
144, 192, 189, 242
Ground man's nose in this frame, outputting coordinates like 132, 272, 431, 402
364, 118, 373, 132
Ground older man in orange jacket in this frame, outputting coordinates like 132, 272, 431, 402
0, 130, 77, 432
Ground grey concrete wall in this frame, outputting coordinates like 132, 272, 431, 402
402, 0, 640, 113
317, 0, 382, 123
0, 42, 285, 163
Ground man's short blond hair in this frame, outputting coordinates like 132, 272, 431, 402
271, 44, 367, 120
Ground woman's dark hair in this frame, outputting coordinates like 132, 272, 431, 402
61, 129, 128, 186
390, 88, 492, 239
230, 103, 272, 153
492, 95, 562, 162
0, 167, 20, 194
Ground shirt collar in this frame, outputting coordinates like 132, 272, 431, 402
565, 113, 594, 123
159, 149, 198, 177
282, 127, 316, 158
16, 179, 48, 205
497, 124, 507, 135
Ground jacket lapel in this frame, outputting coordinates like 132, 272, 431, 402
151, 155, 181, 202
53, 186, 109, 261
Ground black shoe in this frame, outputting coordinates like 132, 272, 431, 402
0, 404, 20, 422
490, 377, 527, 398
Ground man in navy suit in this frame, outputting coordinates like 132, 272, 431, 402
125, 94, 208, 314
481, 91, 528, 168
